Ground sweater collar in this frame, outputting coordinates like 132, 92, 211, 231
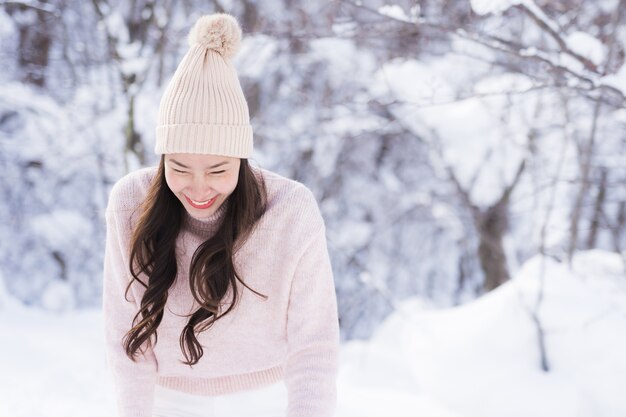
183, 199, 229, 234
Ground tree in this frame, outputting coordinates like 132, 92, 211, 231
4, 0, 60, 87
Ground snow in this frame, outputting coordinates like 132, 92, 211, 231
30, 210, 93, 250
415, 94, 526, 206
236, 34, 279, 79
0, 9, 15, 37
103, 10, 129, 45
565, 31, 606, 67
40, 279, 76, 312
118, 42, 149, 76
330, 219, 374, 250
601, 62, 626, 96
4, 7, 38, 26
153, 4, 168, 27
312, 132, 343, 178
1, 250, 624, 416
598, 0, 620, 13
470, 0, 528, 16
340, 250, 626, 417
2, 4, 626, 414
372, 58, 456, 104
473, 73, 535, 95
0, 302, 114, 416
309, 38, 377, 90
0, 270, 9, 310
331, 21, 359, 37
371, 56, 550, 208
377, 5, 415, 23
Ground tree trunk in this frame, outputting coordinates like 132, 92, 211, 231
586, 167, 607, 249
7, 1, 55, 87
476, 200, 510, 291
124, 94, 145, 172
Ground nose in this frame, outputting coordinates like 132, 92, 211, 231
188, 174, 213, 198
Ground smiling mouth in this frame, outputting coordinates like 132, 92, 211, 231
184, 195, 218, 209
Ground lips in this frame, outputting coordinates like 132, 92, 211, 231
184, 195, 218, 210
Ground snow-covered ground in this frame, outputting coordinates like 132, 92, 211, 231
1, 250, 625, 417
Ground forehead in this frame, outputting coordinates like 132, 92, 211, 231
165, 153, 237, 167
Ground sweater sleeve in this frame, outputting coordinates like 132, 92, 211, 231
284, 215, 340, 417
103, 208, 157, 417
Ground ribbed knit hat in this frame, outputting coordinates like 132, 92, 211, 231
155, 13, 252, 157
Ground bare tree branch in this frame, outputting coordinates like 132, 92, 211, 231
0, 0, 59, 16
517, 3, 598, 73
601, 0, 626, 75
336, 0, 626, 108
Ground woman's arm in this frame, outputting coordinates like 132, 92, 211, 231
284, 210, 340, 417
103, 208, 158, 417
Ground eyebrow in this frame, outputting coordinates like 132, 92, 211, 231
168, 158, 229, 169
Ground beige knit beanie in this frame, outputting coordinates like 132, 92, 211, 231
155, 13, 252, 157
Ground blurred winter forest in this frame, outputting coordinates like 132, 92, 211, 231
1, 0, 625, 340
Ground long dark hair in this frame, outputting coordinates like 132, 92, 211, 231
123, 156, 267, 366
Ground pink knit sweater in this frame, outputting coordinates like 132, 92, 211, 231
103, 165, 339, 417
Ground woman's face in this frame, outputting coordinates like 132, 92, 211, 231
164, 153, 241, 220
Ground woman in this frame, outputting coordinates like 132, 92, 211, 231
103, 13, 339, 417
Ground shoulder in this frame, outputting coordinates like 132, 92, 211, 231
106, 165, 157, 213
257, 167, 318, 209
254, 166, 325, 232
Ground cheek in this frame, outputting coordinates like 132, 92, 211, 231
164, 172, 183, 194
219, 173, 239, 195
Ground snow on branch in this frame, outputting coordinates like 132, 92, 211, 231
1, 0, 59, 15
452, 28, 626, 108
470, 0, 527, 16
340, 0, 625, 107
517, 3, 599, 73
472, 0, 601, 74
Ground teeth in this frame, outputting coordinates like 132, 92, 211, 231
191, 198, 210, 205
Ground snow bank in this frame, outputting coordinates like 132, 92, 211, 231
339, 249, 626, 417
0, 270, 22, 312
1, 250, 625, 416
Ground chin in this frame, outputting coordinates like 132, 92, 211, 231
188, 203, 218, 218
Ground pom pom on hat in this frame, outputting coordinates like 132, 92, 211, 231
187, 13, 242, 59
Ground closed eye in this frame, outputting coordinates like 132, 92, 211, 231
211, 170, 226, 174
